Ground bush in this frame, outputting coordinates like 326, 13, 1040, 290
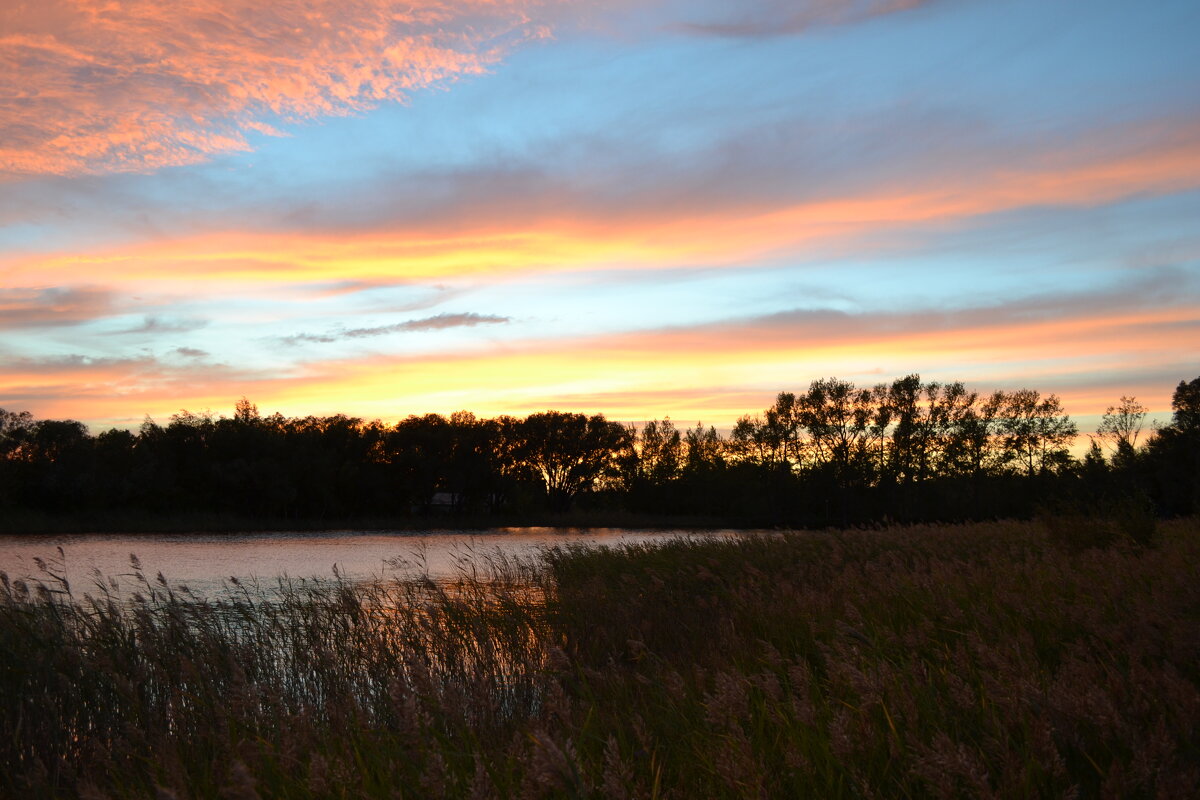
1039, 489, 1159, 552
1040, 510, 1121, 551
1110, 489, 1159, 548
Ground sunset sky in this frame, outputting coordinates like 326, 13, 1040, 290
2, 0, 1198, 433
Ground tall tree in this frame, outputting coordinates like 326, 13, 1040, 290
998, 390, 1077, 477
884, 374, 931, 484
730, 414, 786, 468
631, 418, 683, 486
683, 423, 725, 474
801, 377, 873, 482
929, 381, 981, 477
1167, 378, 1200, 433
387, 414, 455, 511
1146, 377, 1200, 514
945, 390, 1007, 477
1096, 396, 1148, 459
0, 409, 35, 459
515, 411, 631, 510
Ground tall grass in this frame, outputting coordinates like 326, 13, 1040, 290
3, 519, 1199, 798
1, 551, 549, 798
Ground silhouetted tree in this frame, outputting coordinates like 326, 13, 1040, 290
629, 418, 683, 486
927, 381, 980, 477
683, 423, 725, 474
951, 390, 1007, 477
1146, 377, 1200, 514
233, 396, 260, 424
0, 409, 34, 458
23, 419, 92, 509
1168, 378, 1200, 432
441, 411, 506, 513
514, 411, 630, 511
730, 414, 787, 468
1097, 396, 1147, 468
387, 414, 456, 512
801, 378, 873, 483
4, 376, 1190, 528
91, 428, 138, 508
0, 409, 35, 508
997, 389, 1077, 477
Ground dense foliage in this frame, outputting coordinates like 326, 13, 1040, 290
2, 375, 1197, 527
3, 518, 1198, 797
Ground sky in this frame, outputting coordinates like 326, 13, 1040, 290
2, 0, 1198, 434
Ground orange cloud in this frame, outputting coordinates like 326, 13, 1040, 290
8, 118, 1199, 286
0, 0, 553, 177
200, 302, 1200, 424
6, 288, 1194, 430
675, 122, 1200, 261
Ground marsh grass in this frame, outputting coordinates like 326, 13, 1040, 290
1, 550, 550, 799
3, 519, 1199, 798
1038, 491, 1160, 552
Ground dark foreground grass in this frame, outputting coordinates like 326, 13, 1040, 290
2, 519, 1198, 798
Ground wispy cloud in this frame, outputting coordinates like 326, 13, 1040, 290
282, 312, 510, 345
6, 277, 1194, 427
10, 115, 1199, 287
0, 286, 114, 328
0, 0, 554, 177
675, 0, 937, 38
0, 351, 256, 421
106, 315, 208, 335
0, 353, 159, 375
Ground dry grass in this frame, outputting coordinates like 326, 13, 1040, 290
3, 518, 1198, 798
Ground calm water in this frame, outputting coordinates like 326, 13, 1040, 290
0, 528, 741, 597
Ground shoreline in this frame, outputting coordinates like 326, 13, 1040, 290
0, 509, 749, 536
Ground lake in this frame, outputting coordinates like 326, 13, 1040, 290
0, 528, 743, 597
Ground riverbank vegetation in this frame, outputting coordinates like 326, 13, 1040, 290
2, 375, 1198, 532
3, 517, 1198, 798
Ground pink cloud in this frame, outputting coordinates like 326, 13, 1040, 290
0, 0, 554, 177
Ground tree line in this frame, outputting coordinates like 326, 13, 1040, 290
1, 375, 1197, 527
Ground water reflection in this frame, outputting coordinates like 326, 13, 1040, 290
0, 528, 741, 597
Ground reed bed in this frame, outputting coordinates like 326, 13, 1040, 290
2, 518, 1198, 798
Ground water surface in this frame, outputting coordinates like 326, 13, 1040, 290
0, 528, 740, 597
